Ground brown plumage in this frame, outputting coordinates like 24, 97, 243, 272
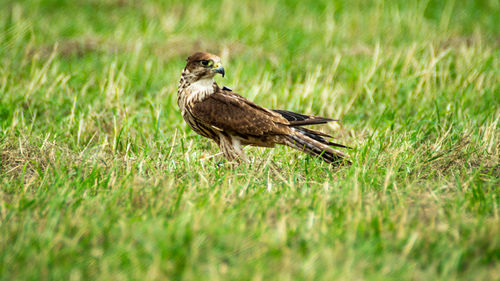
177, 52, 350, 165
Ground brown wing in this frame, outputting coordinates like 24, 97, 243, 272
191, 88, 290, 136
221, 87, 336, 127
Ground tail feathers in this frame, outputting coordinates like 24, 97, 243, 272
285, 133, 351, 165
295, 127, 352, 149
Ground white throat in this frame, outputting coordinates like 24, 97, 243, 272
185, 78, 215, 104
188, 78, 214, 94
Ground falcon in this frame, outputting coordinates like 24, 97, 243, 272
177, 52, 350, 165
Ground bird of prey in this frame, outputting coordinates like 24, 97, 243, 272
177, 52, 350, 165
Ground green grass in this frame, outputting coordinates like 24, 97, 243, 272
1, 0, 499, 280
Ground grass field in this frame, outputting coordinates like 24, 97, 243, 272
1, 0, 499, 280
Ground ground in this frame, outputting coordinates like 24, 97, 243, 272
0, 0, 499, 280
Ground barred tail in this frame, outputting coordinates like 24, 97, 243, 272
284, 130, 351, 165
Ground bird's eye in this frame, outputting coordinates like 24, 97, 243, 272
200, 60, 210, 66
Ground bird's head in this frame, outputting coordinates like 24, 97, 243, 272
183, 52, 225, 83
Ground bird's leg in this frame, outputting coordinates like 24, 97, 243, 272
217, 135, 248, 165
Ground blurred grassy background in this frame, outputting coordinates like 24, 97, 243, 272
0, 0, 499, 280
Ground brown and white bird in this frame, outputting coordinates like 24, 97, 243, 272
177, 52, 350, 165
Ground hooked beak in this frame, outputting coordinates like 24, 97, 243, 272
214, 65, 225, 77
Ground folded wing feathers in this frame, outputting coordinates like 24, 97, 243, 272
272, 109, 337, 126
